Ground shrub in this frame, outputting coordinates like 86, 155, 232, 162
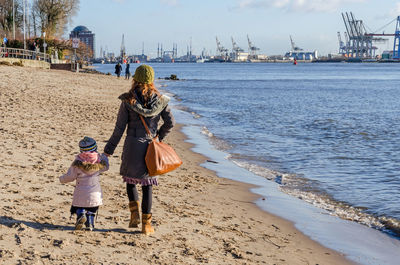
12, 60, 24, 67
7, 39, 24, 49
0, 61, 12, 66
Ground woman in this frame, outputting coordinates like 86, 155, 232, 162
104, 65, 175, 235
115, 63, 122, 78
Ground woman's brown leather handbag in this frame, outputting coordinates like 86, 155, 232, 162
140, 115, 182, 176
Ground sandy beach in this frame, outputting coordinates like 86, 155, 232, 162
0, 65, 356, 264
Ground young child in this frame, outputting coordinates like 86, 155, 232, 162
59, 136, 109, 231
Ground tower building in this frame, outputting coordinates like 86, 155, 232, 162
70, 25, 96, 59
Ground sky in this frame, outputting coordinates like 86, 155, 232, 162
67, 0, 400, 58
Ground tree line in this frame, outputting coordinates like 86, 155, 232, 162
0, 0, 93, 61
0, 0, 80, 39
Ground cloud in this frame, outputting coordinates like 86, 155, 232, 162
237, 0, 270, 8
161, 0, 179, 6
235, 0, 365, 12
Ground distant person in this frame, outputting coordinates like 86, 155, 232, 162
115, 63, 122, 78
59, 137, 109, 231
32, 41, 37, 59
0, 38, 3, 58
125, 62, 131, 80
1, 35, 6, 58
104, 65, 175, 235
2, 35, 7, 47
35, 44, 39, 52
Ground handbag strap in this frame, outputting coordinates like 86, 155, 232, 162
139, 115, 153, 138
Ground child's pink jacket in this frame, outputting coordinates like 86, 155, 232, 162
59, 154, 109, 207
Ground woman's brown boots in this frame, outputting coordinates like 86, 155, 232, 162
129, 201, 154, 235
128, 201, 140, 228
142, 213, 155, 235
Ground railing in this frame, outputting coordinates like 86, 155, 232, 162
0, 47, 51, 62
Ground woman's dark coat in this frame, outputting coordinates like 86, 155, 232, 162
104, 92, 175, 179
115, 64, 122, 75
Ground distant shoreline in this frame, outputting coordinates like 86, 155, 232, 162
94, 58, 400, 65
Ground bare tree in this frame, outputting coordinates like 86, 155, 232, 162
0, 0, 23, 36
32, 0, 79, 38
31, 1, 38, 37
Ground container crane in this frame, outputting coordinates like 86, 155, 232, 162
290, 35, 303, 52
342, 12, 387, 59
231, 37, 244, 53
216, 36, 229, 58
120, 34, 126, 60
338, 32, 346, 54
247, 35, 260, 57
364, 16, 400, 59
394, 16, 400, 59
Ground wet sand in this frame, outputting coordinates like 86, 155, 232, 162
0, 65, 356, 264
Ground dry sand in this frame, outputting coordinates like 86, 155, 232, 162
0, 65, 356, 264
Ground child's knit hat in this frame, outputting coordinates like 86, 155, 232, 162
133, 65, 155, 84
79, 136, 97, 152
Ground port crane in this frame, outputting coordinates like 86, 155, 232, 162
344, 32, 350, 52
363, 16, 400, 59
120, 34, 126, 60
231, 37, 244, 53
247, 35, 260, 57
290, 35, 303, 52
216, 37, 229, 58
341, 12, 388, 59
337, 32, 351, 55
337, 32, 346, 54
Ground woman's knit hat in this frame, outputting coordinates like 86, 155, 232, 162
133, 65, 155, 84
79, 136, 97, 152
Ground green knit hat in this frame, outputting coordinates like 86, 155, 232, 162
133, 65, 155, 84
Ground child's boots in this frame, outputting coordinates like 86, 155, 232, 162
129, 201, 140, 228
75, 208, 87, 230
85, 211, 96, 231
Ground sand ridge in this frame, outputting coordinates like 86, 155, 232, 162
0, 65, 356, 264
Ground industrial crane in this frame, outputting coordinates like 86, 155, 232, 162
337, 32, 346, 54
120, 34, 126, 60
247, 35, 260, 57
216, 36, 229, 58
231, 37, 244, 53
341, 12, 387, 59
364, 16, 400, 59
290, 35, 303, 52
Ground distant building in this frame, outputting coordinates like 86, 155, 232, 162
136, 54, 148, 62
70, 25, 95, 59
284, 51, 318, 61
231, 51, 249, 62
162, 51, 175, 63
